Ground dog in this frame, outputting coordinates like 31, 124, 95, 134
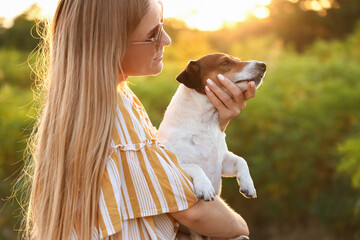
157, 53, 266, 239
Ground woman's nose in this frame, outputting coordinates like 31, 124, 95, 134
161, 30, 171, 46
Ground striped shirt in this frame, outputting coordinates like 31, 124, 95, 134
97, 84, 197, 239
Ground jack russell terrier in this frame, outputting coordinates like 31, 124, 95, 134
157, 53, 266, 239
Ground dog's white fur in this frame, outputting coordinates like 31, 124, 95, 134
158, 61, 264, 201
158, 82, 258, 201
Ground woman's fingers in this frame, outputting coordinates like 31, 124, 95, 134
216, 74, 249, 111
243, 81, 257, 101
206, 78, 234, 109
216, 74, 244, 104
205, 75, 258, 112
205, 85, 233, 131
205, 85, 228, 113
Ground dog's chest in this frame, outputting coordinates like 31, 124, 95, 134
158, 85, 228, 191
190, 130, 226, 160
192, 131, 226, 184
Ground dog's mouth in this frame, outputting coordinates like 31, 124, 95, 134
234, 76, 263, 88
233, 63, 267, 88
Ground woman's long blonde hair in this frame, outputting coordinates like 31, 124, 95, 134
23, 0, 149, 239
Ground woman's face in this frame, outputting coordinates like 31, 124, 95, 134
121, 0, 171, 78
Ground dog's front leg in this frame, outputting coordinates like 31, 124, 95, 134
181, 163, 216, 201
222, 152, 257, 198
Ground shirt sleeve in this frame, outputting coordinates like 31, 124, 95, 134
97, 87, 196, 239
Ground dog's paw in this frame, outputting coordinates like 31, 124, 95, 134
193, 176, 216, 201
237, 175, 257, 199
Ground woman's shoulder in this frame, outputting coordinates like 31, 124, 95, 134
112, 84, 157, 148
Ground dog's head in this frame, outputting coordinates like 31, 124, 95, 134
176, 53, 266, 94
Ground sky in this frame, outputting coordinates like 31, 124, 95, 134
0, 0, 271, 31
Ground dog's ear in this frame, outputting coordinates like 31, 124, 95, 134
176, 60, 202, 89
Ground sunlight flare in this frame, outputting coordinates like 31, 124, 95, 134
253, 7, 270, 19
163, 0, 271, 31
2, 0, 272, 31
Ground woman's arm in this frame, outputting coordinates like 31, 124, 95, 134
170, 197, 249, 238
205, 74, 257, 131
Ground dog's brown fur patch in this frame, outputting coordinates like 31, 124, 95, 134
176, 53, 250, 94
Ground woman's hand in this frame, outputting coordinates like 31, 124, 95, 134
205, 74, 257, 132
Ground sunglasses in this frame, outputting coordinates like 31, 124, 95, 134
129, 22, 164, 50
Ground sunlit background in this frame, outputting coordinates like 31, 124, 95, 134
2, 0, 270, 30
0, 0, 337, 30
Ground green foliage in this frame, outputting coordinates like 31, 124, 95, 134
337, 138, 360, 189
0, 49, 34, 89
0, 84, 35, 240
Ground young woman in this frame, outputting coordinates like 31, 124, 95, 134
24, 0, 257, 239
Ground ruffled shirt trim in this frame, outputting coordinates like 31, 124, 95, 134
110, 139, 166, 152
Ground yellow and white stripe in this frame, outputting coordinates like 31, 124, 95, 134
97, 85, 196, 239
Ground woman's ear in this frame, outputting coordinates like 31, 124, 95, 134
176, 60, 202, 89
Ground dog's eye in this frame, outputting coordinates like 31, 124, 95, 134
222, 61, 229, 65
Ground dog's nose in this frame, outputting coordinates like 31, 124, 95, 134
257, 62, 266, 71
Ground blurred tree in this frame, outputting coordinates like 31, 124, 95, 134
0, 4, 41, 51
267, 0, 360, 50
